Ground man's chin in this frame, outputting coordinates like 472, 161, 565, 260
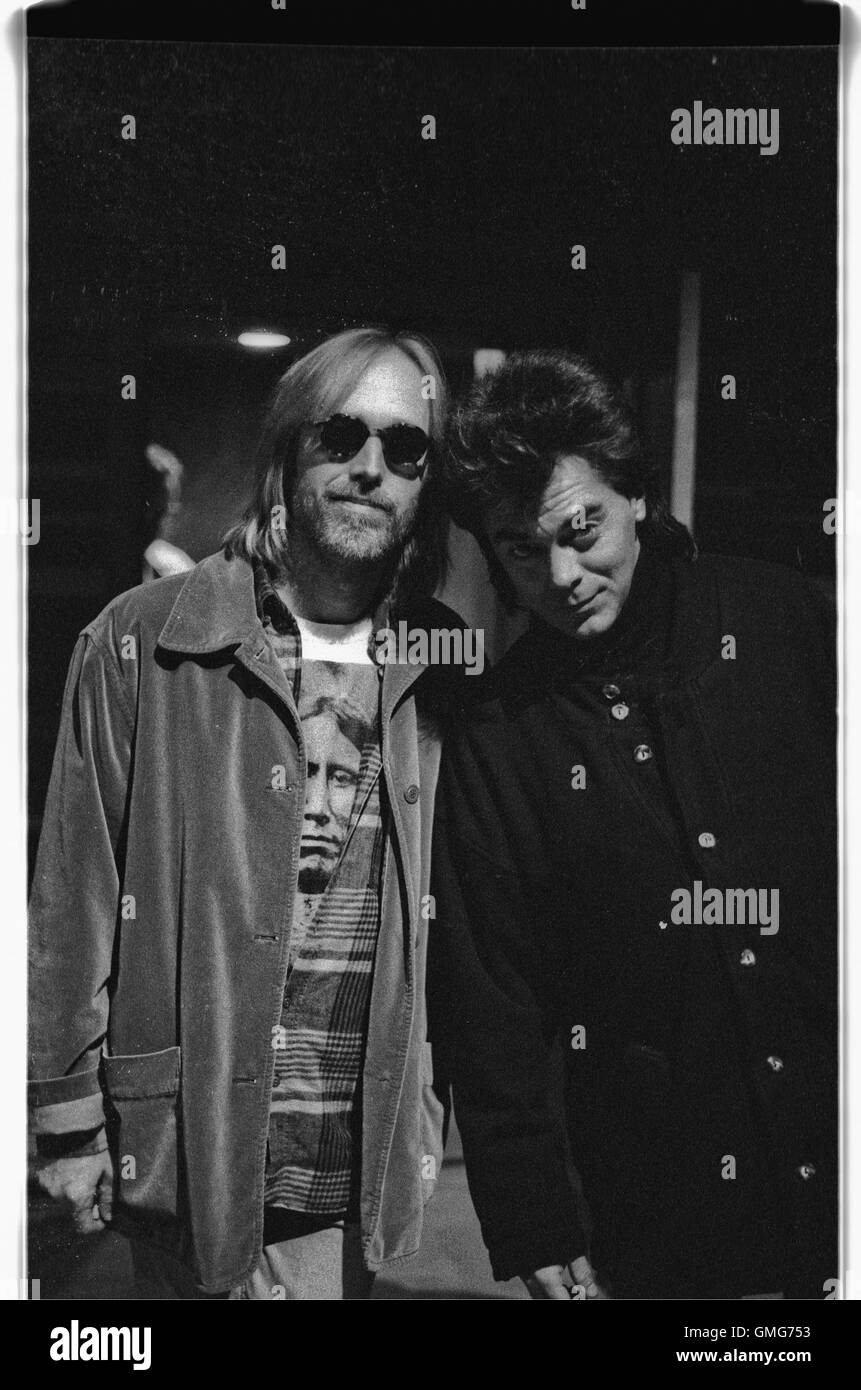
318, 516, 400, 566
546, 605, 613, 642
298, 872, 331, 894
572, 612, 616, 641
570, 613, 604, 639
298, 857, 337, 893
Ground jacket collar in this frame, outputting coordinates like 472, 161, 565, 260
513, 550, 722, 696
665, 551, 723, 688
156, 550, 433, 713
253, 555, 391, 663
157, 551, 264, 654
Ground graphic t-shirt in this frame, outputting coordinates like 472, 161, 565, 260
260, 606, 386, 1216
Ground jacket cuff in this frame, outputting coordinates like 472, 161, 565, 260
35, 1126, 109, 1160
488, 1215, 589, 1283
28, 1069, 105, 1133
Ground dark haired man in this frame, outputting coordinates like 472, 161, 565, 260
29, 328, 461, 1299
431, 350, 837, 1300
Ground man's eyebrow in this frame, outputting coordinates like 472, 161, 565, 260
559, 500, 602, 516
561, 502, 603, 524
532, 502, 604, 535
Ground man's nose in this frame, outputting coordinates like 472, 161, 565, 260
304, 772, 330, 823
549, 544, 585, 591
348, 435, 385, 485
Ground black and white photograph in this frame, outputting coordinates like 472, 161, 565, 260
7, 0, 857, 1340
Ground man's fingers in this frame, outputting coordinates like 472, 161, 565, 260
71, 1200, 106, 1235
525, 1265, 573, 1300
567, 1256, 610, 1299
569, 1255, 599, 1295
36, 1166, 91, 1209
35, 1162, 80, 1203
97, 1172, 114, 1224
35, 1154, 115, 1234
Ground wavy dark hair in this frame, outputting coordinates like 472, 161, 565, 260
444, 349, 695, 604
223, 327, 449, 614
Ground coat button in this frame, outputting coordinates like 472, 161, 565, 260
602, 683, 621, 700
611, 703, 630, 721
740, 949, 756, 966
798, 1164, 816, 1180
766, 1055, 784, 1072
633, 744, 653, 763
697, 831, 717, 849
404, 784, 420, 804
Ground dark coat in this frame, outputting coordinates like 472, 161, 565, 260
28, 550, 460, 1291
430, 552, 837, 1299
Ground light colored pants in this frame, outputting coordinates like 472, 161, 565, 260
131, 1223, 375, 1301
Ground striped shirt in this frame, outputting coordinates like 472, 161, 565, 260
254, 561, 388, 1216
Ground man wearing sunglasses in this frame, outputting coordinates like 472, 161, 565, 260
29, 327, 461, 1299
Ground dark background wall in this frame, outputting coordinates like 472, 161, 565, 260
28, 39, 838, 864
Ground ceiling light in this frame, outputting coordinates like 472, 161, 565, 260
237, 331, 292, 350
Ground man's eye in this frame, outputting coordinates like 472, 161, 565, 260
331, 770, 358, 788
510, 543, 540, 560
572, 523, 599, 545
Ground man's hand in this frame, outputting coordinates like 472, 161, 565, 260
35, 1151, 115, 1235
524, 1255, 611, 1300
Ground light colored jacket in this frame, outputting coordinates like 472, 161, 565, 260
29, 550, 458, 1292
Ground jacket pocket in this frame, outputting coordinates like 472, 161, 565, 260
419, 1042, 445, 1204
102, 1046, 181, 1230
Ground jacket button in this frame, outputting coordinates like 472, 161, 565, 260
602, 683, 621, 700
740, 949, 756, 966
404, 784, 420, 804
798, 1164, 816, 1180
611, 703, 629, 721
697, 831, 717, 849
633, 744, 653, 763
766, 1055, 784, 1072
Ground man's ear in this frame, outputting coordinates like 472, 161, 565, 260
631, 496, 646, 524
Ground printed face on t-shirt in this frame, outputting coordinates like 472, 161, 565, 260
298, 708, 363, 894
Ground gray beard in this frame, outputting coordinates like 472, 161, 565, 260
289, 480, 419, 569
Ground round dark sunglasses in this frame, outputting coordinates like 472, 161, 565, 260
311, 413, 430, 479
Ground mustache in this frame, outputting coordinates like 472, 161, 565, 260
324, 487, 394, 514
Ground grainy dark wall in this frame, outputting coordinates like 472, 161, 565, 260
28, 39, 838, 862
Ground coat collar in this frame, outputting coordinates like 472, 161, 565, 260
511, 550, 722, 698
156, 549, 432, 713
665, 551, 723, 688
157, 550, 262, 654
